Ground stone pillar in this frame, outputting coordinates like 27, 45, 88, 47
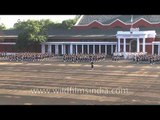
105, 45, 107, 55
111, 45, 113, 54
93, 45, 95, 54
48, 44, 52, 55
118, 38, 121, 52
143, 37, 146, 52
87, 44, 89, 54
123, 38, 126, 53
158, 45, 160, 55
61, 44, 64, 55
137, 38, 140, 52
76, 44, 78, 55
99, 45, 101, 54
152, 43, 154, 55
63, 45, 66, 54
41, 44, 45, 54
70, 44, 73, 55
55, 45, 58, 55
82, 45, 84, 54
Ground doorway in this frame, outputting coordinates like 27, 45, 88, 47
130, 39, 137, 52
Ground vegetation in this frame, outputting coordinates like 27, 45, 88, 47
12, 15, 80, 51
13, 19, 49, 51
0, 23, 6, 30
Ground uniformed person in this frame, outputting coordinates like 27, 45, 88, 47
91, 61, 94, 70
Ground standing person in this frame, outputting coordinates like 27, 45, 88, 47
150, 56, 153, 65
91, 61, 94, 70
136, 56, 139, 64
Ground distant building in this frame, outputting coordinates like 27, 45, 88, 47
0, 15, 160, 55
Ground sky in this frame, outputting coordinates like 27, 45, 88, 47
0, 15, 76, 29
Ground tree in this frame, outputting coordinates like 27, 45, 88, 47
61, 16, 80, 29
13, 16, 80, 51
14, 20, 49, 51
0, 23, 6, 30
61, 19, 75, 29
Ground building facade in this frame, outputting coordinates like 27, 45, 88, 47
1, 15, 160, 55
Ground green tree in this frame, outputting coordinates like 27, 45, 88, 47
14, 20, 49, 51
61, 16, 80, 29
74, 15, 81, 21
13, 16, 80, 51
0, 23, 6, 30
39, 19, 55, 29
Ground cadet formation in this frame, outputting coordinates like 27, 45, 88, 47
0, 52, 160, 64
63, 54, 106, 63
0, 52, 53, 62
132, 54, 160, 64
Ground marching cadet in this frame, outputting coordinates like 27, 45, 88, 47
136, 56, 139, 64
91, 61, 94, 70
150, 57, 153, 65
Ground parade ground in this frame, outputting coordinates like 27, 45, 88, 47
0, 58, 160, 105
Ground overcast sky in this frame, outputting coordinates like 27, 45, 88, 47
0, 15, 76, 29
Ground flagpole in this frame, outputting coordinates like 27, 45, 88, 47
130, 15, 133, 53
131, 15, 133, 29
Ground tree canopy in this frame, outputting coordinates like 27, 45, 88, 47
13, 16, 80, 51
0, 23, 6, 30
59, 15, 80, 29
14, 19, 50, 51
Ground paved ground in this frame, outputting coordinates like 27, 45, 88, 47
0, 58, 160, 105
